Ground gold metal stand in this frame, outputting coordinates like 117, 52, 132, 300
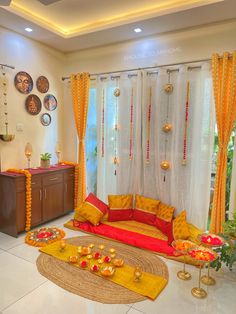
191, 263, 207, 299
201, 262, 216, 285
177, 255, 191, 280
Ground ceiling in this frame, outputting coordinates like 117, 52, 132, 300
0, 0, 235, 53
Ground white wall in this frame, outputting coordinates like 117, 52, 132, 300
63, 20, 236, 161
0, 27, 66, 170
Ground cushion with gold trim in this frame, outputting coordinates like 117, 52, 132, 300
165, 210, 190, 244
74, 193, 109, 226
133, 195, 160, 226
156, 202, 175, 222
108, 194, 133, 222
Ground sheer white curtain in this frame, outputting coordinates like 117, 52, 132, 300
142, 63, 214, 229
95, 63, 214, 228
96, 73, 142, 202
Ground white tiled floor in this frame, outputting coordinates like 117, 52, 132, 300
0, 213, 235, 314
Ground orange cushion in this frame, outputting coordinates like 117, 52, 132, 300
108, 194, 133, 221
74, 193, 108, 226
133, 195, 160, 225
156, 202, 175, 222
173, 210, 190, 240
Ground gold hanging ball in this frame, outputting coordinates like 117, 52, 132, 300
164, 84, 173, 94
160, 160, 171, 170
114, 88, 120, 97
162, 123, 173, 133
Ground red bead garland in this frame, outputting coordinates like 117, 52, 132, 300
182, 81, 190, 165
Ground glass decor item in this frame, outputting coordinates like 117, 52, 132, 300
133, 266, 142, 282
55, 142, 61, 164
25, 142, 33, 169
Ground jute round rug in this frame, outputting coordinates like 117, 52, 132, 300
36, 235, 169, 304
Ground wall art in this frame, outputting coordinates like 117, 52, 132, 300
36, 76, 49, 93
14, 71, 33, 94
44, 94, 57, 111
25, 94, 42, 115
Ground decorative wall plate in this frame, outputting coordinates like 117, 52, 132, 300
14, 71, 33, 94
36, 76, 49, 93
25, 94, 42, 115
44, 94, 57, 111
40, 113, 51, 126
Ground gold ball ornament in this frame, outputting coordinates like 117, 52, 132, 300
114, 88, 120, 97
164, 84, 173, 94
160, 160, 171, 170
162, 123, 173, 133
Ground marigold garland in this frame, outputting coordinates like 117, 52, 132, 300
60, 161, 79, 208
7, 168, 32, 231
129, 87, 134, 160
146, 86, 152, 163
101, 88, 105, 158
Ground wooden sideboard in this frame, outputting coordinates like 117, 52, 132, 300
0, 166, 75, 237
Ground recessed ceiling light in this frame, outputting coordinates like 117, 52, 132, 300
25, 27, 33, 32
134, 28, 142, 33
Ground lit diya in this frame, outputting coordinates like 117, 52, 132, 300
80, 260, 88, 269
78, 246, 91, 256
188, 246, 217, 299
199, 233, 224, 286
100, 266, 115, 277
172, 240, 195, 280
68, 256, 78, 264
90, 264, 99, 272
113, 258, 124, 267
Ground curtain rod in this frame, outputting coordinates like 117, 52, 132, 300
61, 57, 212, 81
0, 63, 15, 70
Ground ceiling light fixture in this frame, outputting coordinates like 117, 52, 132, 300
25, 27, 33, 32
134, 28, 142, 33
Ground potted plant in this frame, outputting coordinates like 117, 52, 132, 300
40, 152, 52, 168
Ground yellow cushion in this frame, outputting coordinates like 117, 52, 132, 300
74, 211, 87, 222
156, 202, 175, 222
75, 202, 103, 226
108, 194, 133, 209
135, 195, 160, 214
187, 223, 203, 244
173, 210, 190, 240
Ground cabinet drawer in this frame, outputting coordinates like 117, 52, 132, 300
63, 169, 75, 180
31, 176, 41, 188
43, 173, 63, 186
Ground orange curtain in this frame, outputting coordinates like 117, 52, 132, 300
71, 73, 90, 207
210, 51, 236, 233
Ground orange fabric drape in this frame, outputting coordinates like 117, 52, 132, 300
71, 72, 90, 207
210, 51, 236, 233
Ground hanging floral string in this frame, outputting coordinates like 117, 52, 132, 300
101, 88, 105, 158
6, 169, 32, 231
59, 161, 79, 208
146, 86, 152, 163
182, 81, 190, 165
113, 82, 120, 175
129, 87, 134, 160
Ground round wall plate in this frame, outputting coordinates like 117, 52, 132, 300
36, 76, 49, 93
40, 113, 51, 126
25, 94, 42, 115
44, 94, 57, 111
14, 71, 33, 94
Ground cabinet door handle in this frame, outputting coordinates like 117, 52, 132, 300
44, 189, 47, 199
39, 189, 42, 201
50, 177, 58, 181
32, 182, 36, 185
65, 183, 68, 193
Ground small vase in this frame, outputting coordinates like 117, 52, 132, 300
40, 159, 50, 168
